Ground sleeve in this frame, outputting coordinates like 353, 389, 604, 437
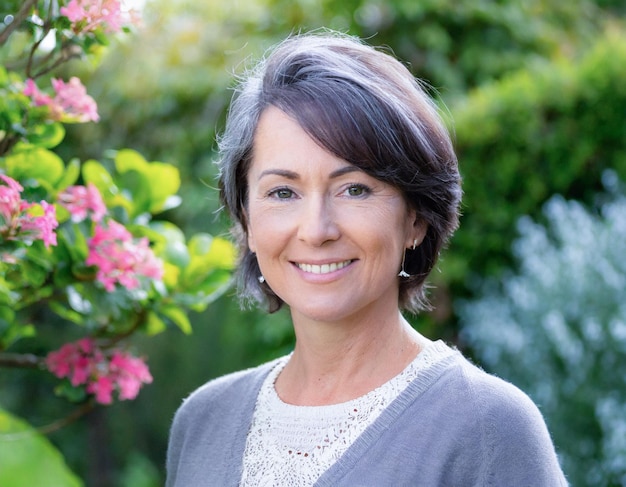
474, 373, 569, 487
165, 398, 191, 487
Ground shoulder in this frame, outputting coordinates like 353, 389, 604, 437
450, 352, 550, 436
166, 357, 286, 486
438, 350, 568, 485
173, 357, 281, 425
432, 350, 551, 442
418, 343, 541, 418
452, 352, 539, 412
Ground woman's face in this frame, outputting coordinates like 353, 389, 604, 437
246, 106, 423, 324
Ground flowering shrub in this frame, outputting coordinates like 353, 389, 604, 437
24, 77, 100, 123
60, 0, 136, 33
0, 1, 235, 481
0, 174, 58, 248
458, 173, 626, 486
46, 338, 153, 404
86, 219, 164, 292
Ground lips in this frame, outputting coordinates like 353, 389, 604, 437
295, 260, 353, 275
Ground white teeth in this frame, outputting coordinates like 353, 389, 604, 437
297, 260, 352, 274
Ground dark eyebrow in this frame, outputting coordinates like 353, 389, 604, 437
257, 166, 363, 181
257, 169, 299, 181
329, 166, 363, 179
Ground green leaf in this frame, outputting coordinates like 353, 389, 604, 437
18, 259, 48, 288
26, 122, 65, 149
0, 277, 18, 306
159, 305, 192, 334
191, 235, 236, 270
48, 301, 86, 326
82, 159, 130, 214
55, 158, 81, 192
0, 322, 36, 350
54, 381, 88, 403
150, 221, 186, 244
4, 146, 65, 191
145, 162, 181, 213
115, 168, 151, 217
114, 148, 148, 174
82, 159, 116, 197
57, 222, 90, 263
0, 408, 83, 487
143, 311, 167, 336
0, 306, 36, 349
188, 233, 213, 257
182, 236, 236, 294
114, 149, 181, 215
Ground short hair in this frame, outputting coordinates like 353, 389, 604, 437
218, 31, 462, 314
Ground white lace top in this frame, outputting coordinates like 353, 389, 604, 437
239, 340, 453, 486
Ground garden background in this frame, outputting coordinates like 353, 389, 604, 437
1, 0, 625, 486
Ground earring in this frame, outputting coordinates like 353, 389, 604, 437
398, 239, 418, 278
258, 275, 265, 284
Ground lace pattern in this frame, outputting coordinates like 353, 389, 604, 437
239, 340, 453, 486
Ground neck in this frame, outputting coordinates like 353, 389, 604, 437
276, 309, 428, 406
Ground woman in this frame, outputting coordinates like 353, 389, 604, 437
166, 32, 568, 486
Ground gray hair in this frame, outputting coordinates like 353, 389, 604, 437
218, 31, 462, 313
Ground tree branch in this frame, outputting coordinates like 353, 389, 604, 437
0, 0, 38, 46
0, 352, 44, 369
0, 401, 96, 440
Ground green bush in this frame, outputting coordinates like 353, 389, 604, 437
458, 174, 626, 486
450, 27, 626, 288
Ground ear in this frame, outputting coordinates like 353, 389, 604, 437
243, 208, 257, 253
406, 210, 428, 249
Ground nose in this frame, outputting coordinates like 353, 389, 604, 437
297, 194, 340, 246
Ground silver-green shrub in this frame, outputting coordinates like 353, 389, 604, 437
458, 172, 626, 486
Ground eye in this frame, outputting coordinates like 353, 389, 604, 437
345, 184, 370, 197
269, 188, 295, 199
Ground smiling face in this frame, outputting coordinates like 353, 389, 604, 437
245, 106, 425, 325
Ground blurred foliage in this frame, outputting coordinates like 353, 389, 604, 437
449, 25, 626, 291
6, 0, 624, 484
459, 178, 626, 486
0, 408, 82, 487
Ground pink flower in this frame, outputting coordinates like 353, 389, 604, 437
87, 376, 115, 405
58, 183, 107, 223
0, 174, 23, 226
109, 351, 153, 400
46, 343, 76, 379
24, 77, 99, 123
0, 174, 58, 248
87, 220, 164, 292
60, 0, 139, 33
46, 339, 153, 405
24, 79, 48, 105
21, 201, 59, 247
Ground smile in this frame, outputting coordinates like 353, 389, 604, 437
295, 260, 353, 274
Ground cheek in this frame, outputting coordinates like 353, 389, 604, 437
246, 208, 284, 255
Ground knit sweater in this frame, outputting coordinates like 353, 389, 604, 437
166, 345, 568, 486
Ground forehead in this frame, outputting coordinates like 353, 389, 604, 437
250, 106, 353, 176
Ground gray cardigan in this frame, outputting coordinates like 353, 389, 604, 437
166, 347, 568, 486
